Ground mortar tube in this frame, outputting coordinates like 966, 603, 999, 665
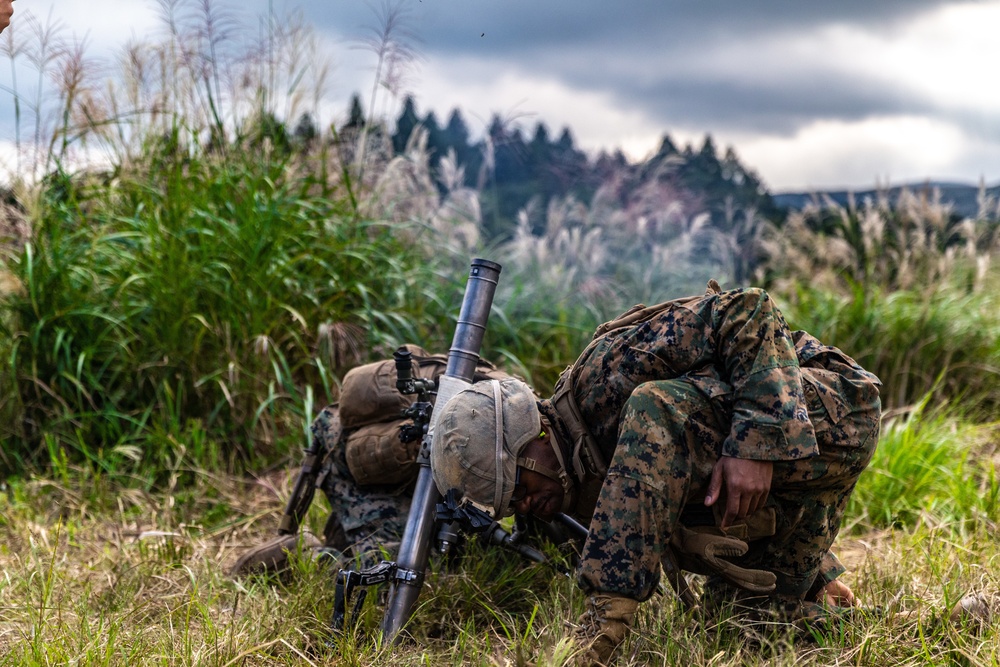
380, 258, 502, 644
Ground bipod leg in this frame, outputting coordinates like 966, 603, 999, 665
351, 589, 368, 623
663, 547, 699, 611
332, 570, 359, 633
331, 561, 398, 634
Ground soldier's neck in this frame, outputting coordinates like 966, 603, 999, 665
537, 408, 580, 511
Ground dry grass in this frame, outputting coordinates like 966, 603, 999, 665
1, 467, 997, 667
764, 185, 1000, 297
1, 1, 338, 185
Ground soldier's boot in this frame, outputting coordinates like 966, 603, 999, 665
229, 531, 323, 578
572, 593, 639, 666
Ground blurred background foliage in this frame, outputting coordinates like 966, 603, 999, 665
1, 0, 998, 498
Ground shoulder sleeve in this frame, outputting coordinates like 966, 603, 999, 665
692, 288, 818, 461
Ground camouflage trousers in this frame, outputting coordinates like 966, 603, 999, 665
318, 455, 413, 564
310, 405, 413, 564
577, 370, 880, 601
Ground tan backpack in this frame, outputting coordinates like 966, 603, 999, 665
337, 345, 507, 486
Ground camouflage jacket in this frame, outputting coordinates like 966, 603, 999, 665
537, 285, 880, 508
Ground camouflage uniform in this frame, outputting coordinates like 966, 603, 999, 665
535, 286, 881, 601
312, 406, 413, 562
313, 285, 877, 600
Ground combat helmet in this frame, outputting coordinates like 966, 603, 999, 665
431, 378, 540, 517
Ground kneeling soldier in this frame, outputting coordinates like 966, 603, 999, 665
431, 283, 881, 664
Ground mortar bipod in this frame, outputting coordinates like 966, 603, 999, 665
331, 561, 420, 633
330, 490, 552, 635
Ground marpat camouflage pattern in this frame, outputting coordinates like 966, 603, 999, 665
535, 286, 880, 601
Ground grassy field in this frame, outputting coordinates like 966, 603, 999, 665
1, 423, 998, 667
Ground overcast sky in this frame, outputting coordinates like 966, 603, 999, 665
4, 0, 998, 192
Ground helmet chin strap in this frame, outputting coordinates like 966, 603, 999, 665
516, 430, 575, 514
490, 380, 505, 517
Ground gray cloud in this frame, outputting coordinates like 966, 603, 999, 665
5, 0, 995, 189
305, 1, 951, 53
611, 73, 933, 137
296, 1, 960, 135
200, 0, 1000, 187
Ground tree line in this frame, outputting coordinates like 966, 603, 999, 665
283, 93, 784, 241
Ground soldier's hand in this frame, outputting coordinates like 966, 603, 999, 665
704, 456, 773, 528
816, 579, 857, 607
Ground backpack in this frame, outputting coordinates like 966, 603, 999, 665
335, 344, 507, 486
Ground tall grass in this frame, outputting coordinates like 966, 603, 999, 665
846, 398, 1000, 531
0, 134, 444, 476
763, 185, 999, 296
0, 2, 468, 478
779, 278, 1000, 410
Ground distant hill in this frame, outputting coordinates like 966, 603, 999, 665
359, 93, 999, 228
387, 95, 779, 241
774, 182, 1000, 220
